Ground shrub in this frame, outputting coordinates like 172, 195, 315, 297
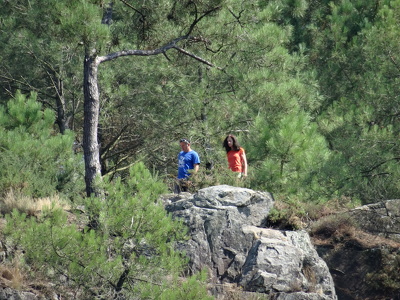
4, 162, 212, 299
0, 91, 84, 199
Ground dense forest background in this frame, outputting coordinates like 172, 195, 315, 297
0, 0, 399, 298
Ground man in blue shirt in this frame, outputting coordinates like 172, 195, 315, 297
175, 138, 200, 193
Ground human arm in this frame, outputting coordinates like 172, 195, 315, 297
241, 149, 248, 177
192, 151, 200, 174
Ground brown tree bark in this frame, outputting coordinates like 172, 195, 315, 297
83, 55, 102, 196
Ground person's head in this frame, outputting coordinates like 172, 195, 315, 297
223, 134, 241, 152
180, 138, 191, 152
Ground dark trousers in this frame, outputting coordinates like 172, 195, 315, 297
174, 178, 189, 194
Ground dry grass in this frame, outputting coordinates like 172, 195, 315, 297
0, 253, 25, 290
267, 195, 359, 231
309, 212, 400, 298
309, 214, 355, 239
0, 189, 70, 216
309, 213, 400, 249
301, 263, 317, 292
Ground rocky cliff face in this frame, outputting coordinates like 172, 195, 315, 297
162, 185, 337, 300
347, 199, 400, 243
311, 199, 400, 300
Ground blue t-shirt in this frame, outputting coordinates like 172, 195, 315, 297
177, 150, 200, 179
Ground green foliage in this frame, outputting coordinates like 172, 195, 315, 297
247, 110, 332, 201
183, 165, 251, 193
2, 0, 400, 206
267, 197, 307, 230
57, 0, 109, 47
137, 270, 213, 300
4, 162, 211, 299
310, 0, 400, 202
5, 207, 117, 291
0, 0, 84, 133
0, 91, 84, 198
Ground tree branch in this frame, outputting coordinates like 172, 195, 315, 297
361, 157, 400, 174
97, 36, 222, 69
118, 0, 144, 18
100, 124, 129, 159
185, 3, 222, 36
97, 35, 188, 63
173, 46, 222, 69
388, 51, 400, 73
96, 3, 223, 68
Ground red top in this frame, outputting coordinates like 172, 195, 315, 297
227, 148, 245, 172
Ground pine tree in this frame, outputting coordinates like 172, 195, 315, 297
0, 0, 84, 133
0, 91, 84, 198
306, 0, 400, 202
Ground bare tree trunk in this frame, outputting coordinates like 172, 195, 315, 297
83, 55, 102, 196
54, 76, 69, 134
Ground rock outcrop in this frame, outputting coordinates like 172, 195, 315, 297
162, 185, 337, 300
311, 199, 400, 300
0, 287, 41, 300
347, 199, 400, 242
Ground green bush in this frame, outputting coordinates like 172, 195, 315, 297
4, 162, 213, 299
0, 91, 84, 199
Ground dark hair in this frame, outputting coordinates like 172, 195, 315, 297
223, 134, 241, 153
180, 138, 190, 144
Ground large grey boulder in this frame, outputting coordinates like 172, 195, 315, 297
162, 185, 336, 300
240, 226, 336, 300
163, 185, 273, 283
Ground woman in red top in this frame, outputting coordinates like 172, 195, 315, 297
223, 134, 248, 178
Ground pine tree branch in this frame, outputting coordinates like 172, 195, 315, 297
185, 4, 222, 37
96, 4, 223, 69
118, 0, 144, 18
173, 46, 222, 69
361, 157, 400, 175
100, 124, 129, 159
388, 51, 400, 73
